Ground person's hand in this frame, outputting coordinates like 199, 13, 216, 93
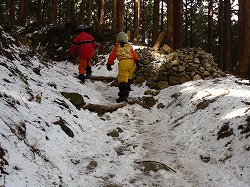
107, 64, 112, 71
136, 60, 143, 69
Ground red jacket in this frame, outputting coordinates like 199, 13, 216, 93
70, 32, 96, 59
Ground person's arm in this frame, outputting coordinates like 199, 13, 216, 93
107, 45, 118, 65
130, 47, 140, 62
69, 36, 78, 56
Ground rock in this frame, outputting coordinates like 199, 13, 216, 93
203, 62, 212, 68
169, 76, 180, 85
194, 58, 200, 64
143, 59, 150, 65
180, 76, 191, 83
156, 81, 169, 89
144, 90, 160, 96
193, 74, 203, 80
178, 65, 186, 72
136, 160, 176, 173
162, 44, 173, 54
163, 62, 172, 69
60, 92, 86, 109
157, 103, 165, 109
142, 96, 157, 107
184, 55, 193, 61
202, 71, 211, 78
172, 60, 180, 66
187, 66, 197, 72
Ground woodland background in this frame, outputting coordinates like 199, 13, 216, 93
0, 0, 249, 79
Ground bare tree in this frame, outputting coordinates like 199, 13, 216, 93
237, 0, 250, 78
167, 0, 174, 49
113, 0, 117, 33
98, 0, 105, 26
152, 0, 160, 45
86, 0, 92, 24
118, 0, 125, 32
223, 0, 231, 73
160, 0, 164, 31
134, 0, 140, 42
78, 0, 85, 24
218, 0, 224, 69
208, 0, 213, 53
141, 0, 146, 44
17, 0, 27, 26
9, 0, 16, 25
65, 0, 73, 23
49, 0, 58, 24
173, 0, 183, 49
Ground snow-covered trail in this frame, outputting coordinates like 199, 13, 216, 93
58, 60, 250, 187
1, 55, 249, 186
56, 61, 190, 186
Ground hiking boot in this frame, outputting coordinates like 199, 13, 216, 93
127, 79, 132, 91
116, 96, 128, 103
78, 74, 85, 82
85, 66, 92, 75
85, 73, 91, 79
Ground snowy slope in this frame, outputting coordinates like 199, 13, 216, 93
0, 27, 250, 187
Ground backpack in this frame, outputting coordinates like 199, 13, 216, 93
116, 43, 133, 61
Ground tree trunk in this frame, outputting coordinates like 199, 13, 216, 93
152, 0, 160, 46
65, 0, 73, 24
167, 0, 174, 49
41, 0, 47, 23
98, 0, 105, 26
190, 0, 194, 46
113, 0, 117, 33
160, 0, 164, 31
9, 0, 16, 25
208, 0, 213, 53
173, 0, 183, 49
141, 0, 146, 44
117, 0, 125, 32
36, 0, 42, 24
237, 0, 250, 79
49, 0, 58, 24
0, 2, 4, 23
134, 0, 140, 41
58, 0, 63, 24
184, 0, 188, 47
218, 0, 224, 69
17, 0, 27, 26
153, 32, 165, 50
78, 0, 85, 24
86, 0, 92, 24
223, 0, 231, 73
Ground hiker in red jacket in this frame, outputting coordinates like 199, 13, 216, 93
69, 25, 96, 82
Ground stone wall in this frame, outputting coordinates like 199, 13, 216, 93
135, 47, 226, 89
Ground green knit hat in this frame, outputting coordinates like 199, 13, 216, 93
117, 32, 128, 43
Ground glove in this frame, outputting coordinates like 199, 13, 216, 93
136, 60, 143, 69
107, 64, 112, 71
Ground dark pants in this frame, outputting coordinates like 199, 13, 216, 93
118, 82, 130, 98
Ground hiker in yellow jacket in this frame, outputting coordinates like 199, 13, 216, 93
107, 32, 142, 102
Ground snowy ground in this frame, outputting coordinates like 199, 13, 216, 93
0, 30, 250, 187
